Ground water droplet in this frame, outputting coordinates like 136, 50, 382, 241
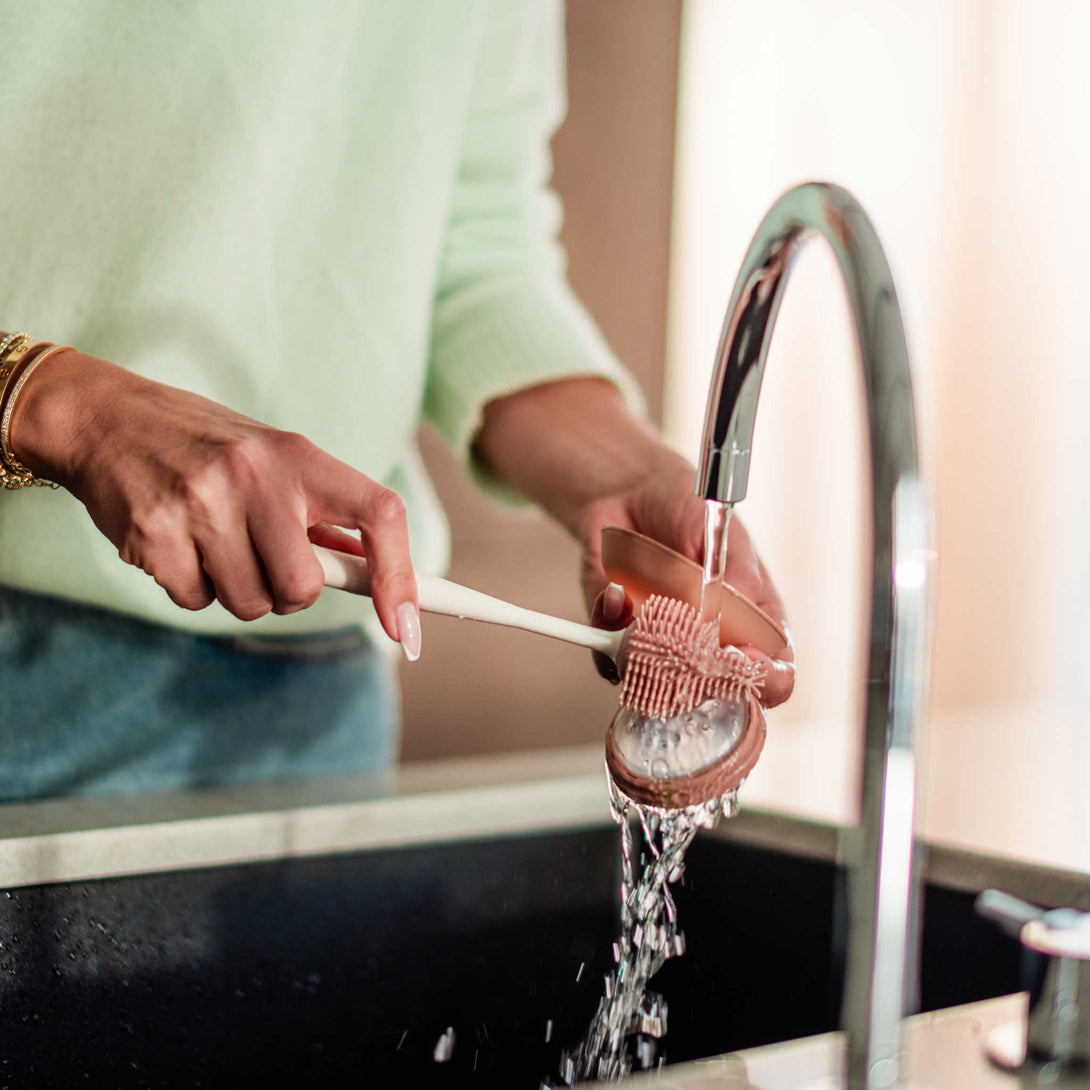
433, 1027, 455, 1063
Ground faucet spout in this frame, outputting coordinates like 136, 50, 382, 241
697, 182, 934, 1089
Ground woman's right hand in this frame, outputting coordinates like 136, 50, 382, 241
9, 349, 421, 657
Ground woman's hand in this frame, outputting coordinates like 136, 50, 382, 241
474, 377, 794, 707
578, 464, 795, 708
10, 350, 421, 656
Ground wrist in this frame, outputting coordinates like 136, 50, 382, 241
9, 349, 113, 485
476, 376, 692, 535
567, 449, 693, 539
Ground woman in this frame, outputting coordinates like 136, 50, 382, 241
0, 0, 793, 800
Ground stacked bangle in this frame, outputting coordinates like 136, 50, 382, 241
0, 330, 69, 489
0, 334, 35, 388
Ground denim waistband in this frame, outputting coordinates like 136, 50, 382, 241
0, 584, 398, 802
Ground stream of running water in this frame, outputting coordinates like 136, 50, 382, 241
549, 775, 740, 1084
545, 499, 741, 1084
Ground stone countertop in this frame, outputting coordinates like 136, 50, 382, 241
0, 695, 1085, 885
620, 995, 1090, 1089
0, 740, 1085, 908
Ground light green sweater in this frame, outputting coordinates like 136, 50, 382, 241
0, 0, 636, 639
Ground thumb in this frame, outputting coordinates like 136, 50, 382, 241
589, 581, 633, 684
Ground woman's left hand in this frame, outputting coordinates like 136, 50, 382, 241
578, 464, 796, 708
474, 377, 795, 708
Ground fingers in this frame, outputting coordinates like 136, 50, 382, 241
307, 522, 366, 557
761, 661, 796, 707
134, 440, 419, 640
735, 613, 796, 709
720, 516, 763, 602
738, 644, 796, 708
248, 504, 326, 616
117, 507, 217, 612
581, 542, 607, 614
139, 499, 327, 621
150, 542, 216, 612
590, 581, 634, 683
359, 490, 419, 657
594, 582, 632, 630
578, 500, 633, 616
724, 527, 794, 707
752, 553, 788, 626
699, 513, 794, 705
196, 520, 275, 622
78, 373, 417, 632
306, 458, 419, 657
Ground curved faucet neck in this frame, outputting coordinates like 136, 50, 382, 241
696, 183, 918, 506
696, 182, 933, 1090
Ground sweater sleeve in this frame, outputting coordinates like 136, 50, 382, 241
422, 0, 645, 503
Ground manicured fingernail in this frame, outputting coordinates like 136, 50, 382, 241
397, 601, 421, 662
602, 582, 625, 622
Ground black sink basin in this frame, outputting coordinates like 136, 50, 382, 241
0, 825, 1024, 1088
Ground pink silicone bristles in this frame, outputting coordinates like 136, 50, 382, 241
619, 595, 762, 719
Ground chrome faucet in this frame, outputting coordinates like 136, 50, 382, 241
696, 182, 934, 1090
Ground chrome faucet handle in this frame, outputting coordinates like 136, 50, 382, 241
976, 889, 1090, 1076
975, 889, 1049, 936
977, 889, 1090, 953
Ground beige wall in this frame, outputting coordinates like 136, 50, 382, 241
664, 0, 1090, 829
399, 1, 682, 762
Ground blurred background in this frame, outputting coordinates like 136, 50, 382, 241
401, 0, 1089, 860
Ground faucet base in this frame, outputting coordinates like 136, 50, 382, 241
985, 1018, 1090, 1083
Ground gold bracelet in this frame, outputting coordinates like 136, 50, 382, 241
0, 332, 27, 360
0, 334, 33, 386
0, 344, 71, 489
0, 336, 49, 402
0, 334, 34, 487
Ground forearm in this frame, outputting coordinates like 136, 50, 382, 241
3, 342, 422, 648
472, 377, 689, 539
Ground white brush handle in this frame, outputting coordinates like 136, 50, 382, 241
314, 544, 623, 661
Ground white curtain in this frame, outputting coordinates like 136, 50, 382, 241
666, 0, 1090, 850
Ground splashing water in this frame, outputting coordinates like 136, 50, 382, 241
545, 499, 742, 1084
549, 774, 740, 1084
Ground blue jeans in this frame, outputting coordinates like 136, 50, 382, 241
0, 586, 399, 802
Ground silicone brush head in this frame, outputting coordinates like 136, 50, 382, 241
619, 595, 761, 718
608, 594, 766, 809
